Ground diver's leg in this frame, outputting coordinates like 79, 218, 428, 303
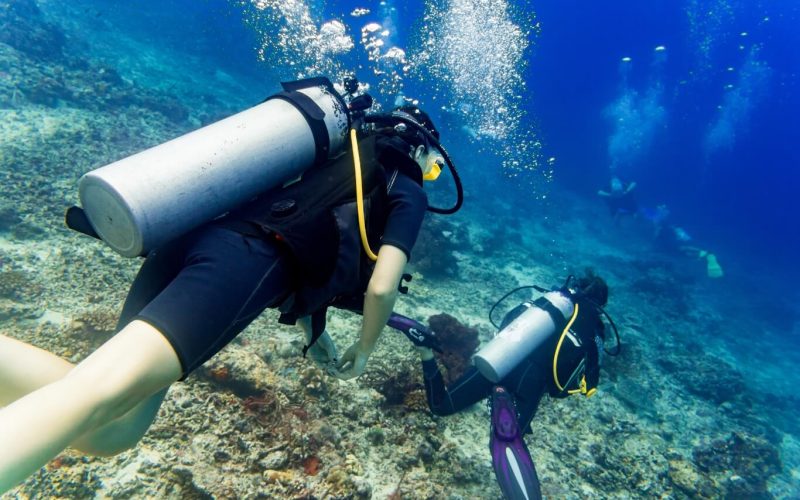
0, 334, 73, 405
0, 332, 167, 455
71, 387, 169, 456
0, 319, 181, 493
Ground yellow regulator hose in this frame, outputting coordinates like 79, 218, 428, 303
553, 302, 579, 392
351, 128, 379, 261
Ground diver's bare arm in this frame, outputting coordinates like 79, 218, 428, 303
359, 244, 408, 353
335, 245, 407, 378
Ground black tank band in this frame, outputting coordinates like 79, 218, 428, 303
268, 90, 330, 166
533, 296, 568, 333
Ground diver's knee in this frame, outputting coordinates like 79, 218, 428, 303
59, 371, 137, 430
66, 320, 181, 425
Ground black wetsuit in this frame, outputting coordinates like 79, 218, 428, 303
116, 137, 428, 378
421, 297, 605, 432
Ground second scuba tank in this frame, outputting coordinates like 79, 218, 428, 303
77, 78, 349, 257
474, 291, 574, 383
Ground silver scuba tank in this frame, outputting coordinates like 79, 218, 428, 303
77, 79, 349, 257
473, 291, 575, 383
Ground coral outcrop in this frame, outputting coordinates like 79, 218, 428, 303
428, 313, 480, 384
693, 432, 782, 498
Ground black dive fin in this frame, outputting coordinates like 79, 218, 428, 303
490, 386, 542, 500
65, 206, 100, 240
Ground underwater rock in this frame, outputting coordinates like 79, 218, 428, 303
10, 220, 47, 240
361, 361, 423, 407
259, 449, 289, 470
0, 298, 40, 322
429, 313, 480, 384
23, 75, 70, 107
18, 453, 101, 499
198, 343, 280, 398
72, 307, 118, 337
0, 201, 22, 231
410, 217, 465, 279
324, 455, 371, 499
169, 467, 216, 499
658, 354, 746, 405
692, 432, 782, 497
138, 94, 190, 123
667, 456, 716, 497
417, 441, 436, 464
0, 0, 66, 62
0, 267, 42, 302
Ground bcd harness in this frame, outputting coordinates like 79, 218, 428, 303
530, 296, 600, 398
221, 132, 391, 356
497, 295, 601, 399
66, 76, 462, 356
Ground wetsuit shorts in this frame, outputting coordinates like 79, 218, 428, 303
116, 226, 293, 379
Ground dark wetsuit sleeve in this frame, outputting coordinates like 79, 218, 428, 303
583, 321, 604, 390
380, 169, 427, 260
421, 359, 493, 415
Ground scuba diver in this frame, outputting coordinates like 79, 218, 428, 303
397, 270, 621, 499
597, 175, 638, 222
0, 76, 463, 492
642, 205, 724, 279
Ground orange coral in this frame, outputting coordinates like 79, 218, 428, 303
208, 365, 229, 381
303, 455, 321, 476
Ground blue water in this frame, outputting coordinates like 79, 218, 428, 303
3, 0, 800, 496
530, 0, 800, 279
95, 0, 799, 279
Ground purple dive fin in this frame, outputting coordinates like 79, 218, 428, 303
490, 386, 542, 500
387, 313, 443, 353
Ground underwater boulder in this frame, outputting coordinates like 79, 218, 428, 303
0, 202, 22, 231
428, 313, 480, 384
692, 432, 782, 497
0, 0, 66, 62
658, 354, 746, 405
409, 217, 465, 279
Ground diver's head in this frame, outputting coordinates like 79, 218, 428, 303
395, 105, 440, 141
574, 270, 609, 307
394, 105, 444, 181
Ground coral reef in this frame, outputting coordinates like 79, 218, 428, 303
0, 0, 66, 62
428, 313, 481, 384
658, 353, 746, 405
409, 217, 466, 279
693, 432, 782, 497
0, 0, 189, 123
360, 361, 426, 409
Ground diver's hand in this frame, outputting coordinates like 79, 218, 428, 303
305, 330, 338, 370
335, 342, 372, 380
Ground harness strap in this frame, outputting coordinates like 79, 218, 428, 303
533, 296, 568, 333
268, 90, 330, 166
65, 206, 100, 240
